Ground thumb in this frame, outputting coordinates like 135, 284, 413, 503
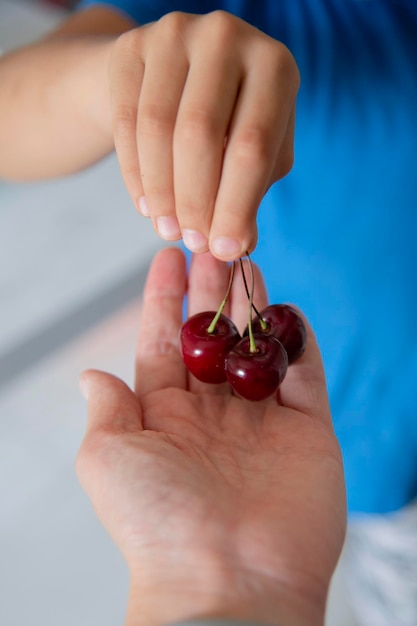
278, 311, 332, 429
76, 370, 143, 495
79, 369, 143, 436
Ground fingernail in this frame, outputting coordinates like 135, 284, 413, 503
182, 229, 208, 253
211, 236, 242, 259
156, 216, 181, 240
138, 196, 150, 217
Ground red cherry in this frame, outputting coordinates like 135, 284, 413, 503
246, 304, 307, 364
226, 334, 288, 401
180, 311, 241, 383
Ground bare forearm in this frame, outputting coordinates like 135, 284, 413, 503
0, 35, 117, 180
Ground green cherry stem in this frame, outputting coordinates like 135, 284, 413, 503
239, 258, 268, 331
207, 261, 236, 334
246, 252, 258, 354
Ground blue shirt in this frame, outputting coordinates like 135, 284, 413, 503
77, 0, 417, 514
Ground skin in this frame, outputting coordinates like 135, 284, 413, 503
0, 7, 299, 261
76, 247, 347, 626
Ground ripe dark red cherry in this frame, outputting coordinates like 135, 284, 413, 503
246, 304, 307, 364
180, 311, 241, 383
226, 334, 288, 401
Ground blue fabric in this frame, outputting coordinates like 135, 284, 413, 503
76, 0, 417, 515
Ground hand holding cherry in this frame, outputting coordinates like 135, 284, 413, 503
180, 254, 307, 401
109, 12, 300, 260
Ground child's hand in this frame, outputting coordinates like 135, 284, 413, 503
108, 11, 300, 260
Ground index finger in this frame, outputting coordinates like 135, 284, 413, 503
135, 246, 187, 395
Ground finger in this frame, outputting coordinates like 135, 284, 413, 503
186, 251, 234, 395
187, 251, 232, 317
137, 19, 189, 241
174, 30, 242, 254
135, 246, 187, 395
278, 310, 332, 428
269, 106, 296, 185
108, 29, 146, 213
280, 107, 296, 175
79, 369, 143, 437
209, 42, 299, 261
229, 257, 269, 334
76, 370, 142, 502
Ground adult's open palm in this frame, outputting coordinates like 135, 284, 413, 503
77, 247, 346, 624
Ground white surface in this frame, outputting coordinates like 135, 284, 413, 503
0, 154, 161, 355
0, 302, 139, 626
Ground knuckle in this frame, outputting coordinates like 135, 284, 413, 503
276, 145, 294, 179
144, 187, 173, 208
111, 31, 127, 57
113, 103, 137, 139
156, 11, 189, 41
269, 41, 301, 91
140, 338, 179, 357
113, 27, 142, 57
273, 122, 296, 181
74, 432, 109, 482
232, 127, 273, 167
177, 108, 220, 145
204, 10, 239, 45
138, 103, 174, 137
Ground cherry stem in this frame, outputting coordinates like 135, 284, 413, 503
207, 261, 236, 334
239, 258, 268, 331
246, 253, 257, 353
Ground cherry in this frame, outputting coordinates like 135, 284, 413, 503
245, 304, 307, 364
226, 334, 288, 401
180, 311, 241, 383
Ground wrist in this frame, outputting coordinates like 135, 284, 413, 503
66, 35, 115, 152
124, 550, 326, 626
